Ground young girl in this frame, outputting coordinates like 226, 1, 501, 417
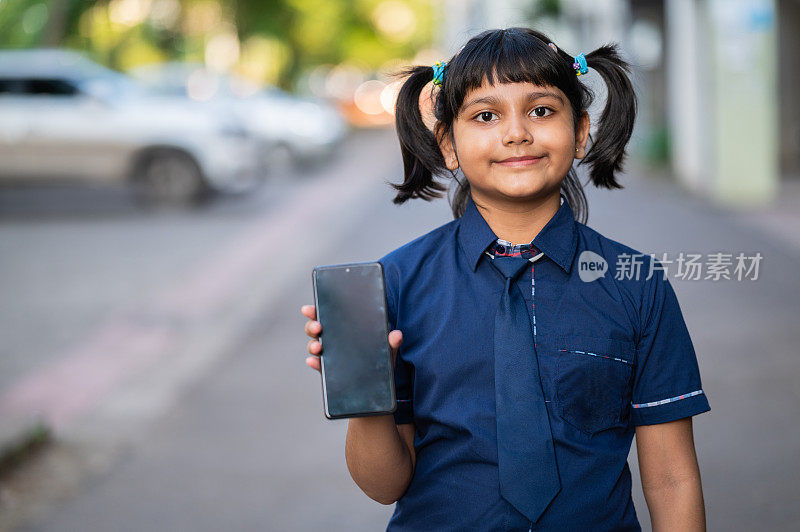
302, 27, 710, 531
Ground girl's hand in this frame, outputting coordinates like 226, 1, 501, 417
301, 304, 403, 372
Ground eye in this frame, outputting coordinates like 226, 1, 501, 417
474, 111, 497, 123
531, 106, 554, 118
472, 106, 554, 123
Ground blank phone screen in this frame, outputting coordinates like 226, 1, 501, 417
313, 262, 395, 419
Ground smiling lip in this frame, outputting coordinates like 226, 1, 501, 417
496, 156, 544, 167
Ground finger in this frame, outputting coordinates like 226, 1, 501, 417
307, 339, 322, 355
388, 330, 403, 350
304, 320, 321, 338
306, 356, 321, 372
300, 305, 317, 320
387, 330, 402, 369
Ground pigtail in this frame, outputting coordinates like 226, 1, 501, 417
581, 44, 638, 189
389, 65, 448, 204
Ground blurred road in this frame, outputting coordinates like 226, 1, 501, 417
1, 128, 798, 531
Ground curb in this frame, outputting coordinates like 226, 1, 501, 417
0, 415, 52, 478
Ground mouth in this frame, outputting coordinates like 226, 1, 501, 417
496, 155, 545, 167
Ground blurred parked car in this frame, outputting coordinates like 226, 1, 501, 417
129, 62, 348, 174
0, 49, 260, 205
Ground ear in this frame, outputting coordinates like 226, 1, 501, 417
434, 122, 459, 171
574, 110, 591, 159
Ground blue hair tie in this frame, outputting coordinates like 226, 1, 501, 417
432, 60, 447, 86
572, 53, 588, 76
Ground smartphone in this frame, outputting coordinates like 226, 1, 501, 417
311, 261, 396, 420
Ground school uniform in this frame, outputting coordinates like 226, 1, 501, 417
378, 193, 710, 531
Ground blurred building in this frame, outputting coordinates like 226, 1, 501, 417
662, 0, 793, 208
438, 0, 798, 208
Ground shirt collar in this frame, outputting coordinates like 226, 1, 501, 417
457, 192, 578, 274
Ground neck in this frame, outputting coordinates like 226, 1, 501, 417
472, 191, 561, 245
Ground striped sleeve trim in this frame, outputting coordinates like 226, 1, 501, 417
632, 389, 704, 409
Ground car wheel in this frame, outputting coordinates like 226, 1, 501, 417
134, 150, 209, 206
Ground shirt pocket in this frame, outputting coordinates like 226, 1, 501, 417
554, 336, 635, 435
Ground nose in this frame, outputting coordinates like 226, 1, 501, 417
502, 114, 532, 145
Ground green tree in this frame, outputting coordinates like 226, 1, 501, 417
0, 0, 435, 91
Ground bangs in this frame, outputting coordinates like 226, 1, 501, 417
442, 28, 577, 113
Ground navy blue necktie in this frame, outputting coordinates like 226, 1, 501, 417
489, 254, 560, 523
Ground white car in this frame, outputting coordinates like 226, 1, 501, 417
130, 62, 348, 174
0, 49, 261, 204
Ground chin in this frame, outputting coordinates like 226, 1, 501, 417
470, 174, 556, 203
497, 180, 548, 197
494, 188, 547, 202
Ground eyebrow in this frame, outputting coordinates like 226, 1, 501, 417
462, 91, 566, 110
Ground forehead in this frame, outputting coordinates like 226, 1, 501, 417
462, 80, 567, 106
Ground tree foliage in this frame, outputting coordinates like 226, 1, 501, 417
0, 0, 434, 90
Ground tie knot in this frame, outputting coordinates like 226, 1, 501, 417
490, 255, 531, 281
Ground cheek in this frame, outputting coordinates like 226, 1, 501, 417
455, 128, 493, 162
538, 122, 575, 152
472, 135, 496, 158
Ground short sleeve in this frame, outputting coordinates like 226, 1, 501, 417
381, 259, 414, 425
631, 266, 710, 425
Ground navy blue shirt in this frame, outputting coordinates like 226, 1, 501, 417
378, 193, 710, 531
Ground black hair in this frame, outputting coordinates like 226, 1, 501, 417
389, 27, 637, 223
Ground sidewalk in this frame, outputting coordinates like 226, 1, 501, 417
729, 177, 800, 261
626, 161, 800, 262
5, 159, 800, 531
0, 128, 409, 530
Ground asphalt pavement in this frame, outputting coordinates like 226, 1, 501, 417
1, 128, 799, 531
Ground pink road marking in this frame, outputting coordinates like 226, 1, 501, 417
0, 319, 172, 431
0, 172, 366, 432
